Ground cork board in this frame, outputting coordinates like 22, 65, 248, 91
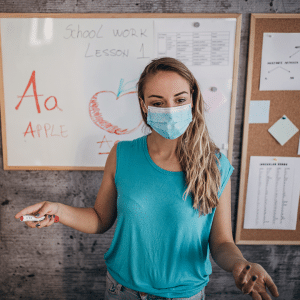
0, 13, 241, 170
236, 14, 300, 245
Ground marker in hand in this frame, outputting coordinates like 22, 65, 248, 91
20, 214, 59, 223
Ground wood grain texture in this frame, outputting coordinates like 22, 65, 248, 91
0, 0, 299, 299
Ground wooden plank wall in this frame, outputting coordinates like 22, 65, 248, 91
0, 1, 299, 299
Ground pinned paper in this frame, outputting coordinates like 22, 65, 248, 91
298, 135, 300, 155
202, 86, 227, 113
244, 156, 300, 230
249, 100, 270, 123
268, 115, 299, 146
260, 33, 300, 91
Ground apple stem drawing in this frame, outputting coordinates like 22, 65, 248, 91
117, 77, 139, 97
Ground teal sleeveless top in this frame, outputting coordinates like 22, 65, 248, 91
104, 135, 234, 298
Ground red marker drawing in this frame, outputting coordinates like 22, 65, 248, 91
20, 214, 59, 223
89, 91, 143, 136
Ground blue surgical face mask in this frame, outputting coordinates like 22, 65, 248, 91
145, 103, 193, 140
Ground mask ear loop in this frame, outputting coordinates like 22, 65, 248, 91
141, 99, 148, 113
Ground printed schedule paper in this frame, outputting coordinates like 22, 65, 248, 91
244, 156, 300, 230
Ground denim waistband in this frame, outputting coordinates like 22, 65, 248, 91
106, 271, 142, 296
106, 271, 205, 300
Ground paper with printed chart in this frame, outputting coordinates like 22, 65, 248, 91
260, 33, 300, 91
243, 156, 300, 230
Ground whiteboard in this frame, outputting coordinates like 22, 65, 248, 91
0, 15, 240, 170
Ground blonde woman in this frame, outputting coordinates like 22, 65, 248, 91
15, 57, 279, 300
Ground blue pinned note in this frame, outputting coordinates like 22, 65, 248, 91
249, 100, 270, 123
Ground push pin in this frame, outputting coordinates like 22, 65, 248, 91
210, 86, 218, 92
193, 22, 200, 28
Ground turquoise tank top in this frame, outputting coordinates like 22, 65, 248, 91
104, 135, 234, 298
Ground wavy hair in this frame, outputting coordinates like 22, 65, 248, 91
137, 57, 222, 216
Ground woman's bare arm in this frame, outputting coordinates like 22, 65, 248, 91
209, 179, 247, 271
209, 179, 279, 298
15, 143, 118, 234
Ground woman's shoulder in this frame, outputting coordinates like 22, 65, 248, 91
215, 151, 232, 169
115, 135, 146, 157
214, 151, 234, 194
116, 135, 145, 148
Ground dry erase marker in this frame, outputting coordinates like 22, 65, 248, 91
20, 214, 59, 223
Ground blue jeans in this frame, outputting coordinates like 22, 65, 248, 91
105, 271, 205, 300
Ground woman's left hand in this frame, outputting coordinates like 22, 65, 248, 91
232, 260, 279, 299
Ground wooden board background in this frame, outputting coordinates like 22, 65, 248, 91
0, 1, 300, 300
236, 14, 300, 245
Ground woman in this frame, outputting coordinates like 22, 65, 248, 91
15, 57, 279, 300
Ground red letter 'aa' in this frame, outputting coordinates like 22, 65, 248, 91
15, 71, 43, 113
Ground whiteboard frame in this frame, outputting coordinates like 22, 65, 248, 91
0, 13, 242, 170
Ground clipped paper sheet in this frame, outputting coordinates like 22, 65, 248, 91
268, 115, 298, 146
249, 100, 270, 124
202, 85, 227, 113
260, 33, 300, 91
244, 156, 300, 230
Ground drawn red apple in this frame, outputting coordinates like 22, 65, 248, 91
89, 91, 143, 135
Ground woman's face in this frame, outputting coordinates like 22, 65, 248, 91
140, 71, 193, 114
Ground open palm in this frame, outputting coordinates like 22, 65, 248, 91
232, 260, 279, 300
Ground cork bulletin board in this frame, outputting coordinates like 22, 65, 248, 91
235, 14, 300, 245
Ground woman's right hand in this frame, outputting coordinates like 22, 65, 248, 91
14, 201, 60, 229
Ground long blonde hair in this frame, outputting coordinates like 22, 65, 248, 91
137, 57, 222, 216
